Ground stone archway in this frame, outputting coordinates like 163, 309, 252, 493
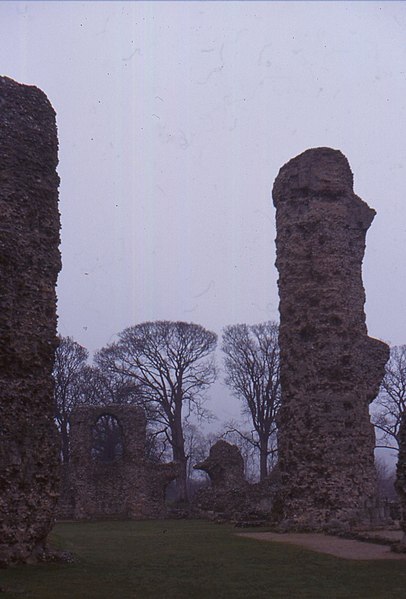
91, 413, 124, 463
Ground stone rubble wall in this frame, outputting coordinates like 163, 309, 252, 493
193, 441, 277, 523
0, 77, 61, 566
272, 147, 389, 530
194, 440, 246, 488
67, 405, 179, 520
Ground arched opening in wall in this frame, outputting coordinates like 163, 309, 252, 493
91, 414, 124, 463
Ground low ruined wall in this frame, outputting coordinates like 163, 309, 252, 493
0, 77, 61, 565
68, 405, 178, 520
193, 441, 278, 523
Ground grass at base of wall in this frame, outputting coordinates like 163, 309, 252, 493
1, 520, 406, 599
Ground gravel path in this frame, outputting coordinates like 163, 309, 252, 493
237, 531, 406, 561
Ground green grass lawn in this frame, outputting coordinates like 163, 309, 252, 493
1, 520, 406, 599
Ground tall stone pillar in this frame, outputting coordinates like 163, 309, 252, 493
0, 77, 61, 565
272, 147, 389, 530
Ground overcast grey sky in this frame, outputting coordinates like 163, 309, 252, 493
1, 1, 406, 425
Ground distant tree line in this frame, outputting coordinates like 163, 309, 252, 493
53, 320, 281, 500
371, 345, 406, 453
53, 322, 404, 502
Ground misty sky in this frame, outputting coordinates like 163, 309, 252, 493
1, 1, 406, 426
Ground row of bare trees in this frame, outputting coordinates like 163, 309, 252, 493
96, 321, 217, 501
222, 322, 280, 481
53, 318, 406, 501
53, 320, 281, 500
371, 345, 406, 452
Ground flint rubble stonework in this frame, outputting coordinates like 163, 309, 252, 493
67, 405, 178, 519
193, 441, 275, 523
193, 441, 250, 519
272, 147, 389, 530
195, 440, 246, 489
0, 77, 61, 566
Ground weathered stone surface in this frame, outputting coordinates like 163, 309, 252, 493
193, 441, 277, 523
272, 147, 389, 530
395, 412, 406, 549
67, 405, 178, 519
193, 441, 249, 520
194, 440, 245, 489
0, 77, 61, 566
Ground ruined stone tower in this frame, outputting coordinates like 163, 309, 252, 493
272, 147, 389, 530
0, 78, 61, 565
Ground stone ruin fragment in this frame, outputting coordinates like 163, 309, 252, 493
0, 77, 61, 566
195, 440, 246, 489
193, 441, 250, 520
62, 405, 179, 520
193, 441, 276, 524
272, 147, 389, 530
395, 413, 406, 550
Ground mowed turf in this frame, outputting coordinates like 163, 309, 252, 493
1, 520, 406, 599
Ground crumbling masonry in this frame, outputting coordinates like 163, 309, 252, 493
193, 440, 275, 523
67, 405, 179, 519
0, 77, 61, 565
195, 440, 246, 489
272, 147, 389, 530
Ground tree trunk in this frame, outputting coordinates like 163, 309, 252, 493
171, 408, 189, 503
174, 455, 188, 503
259, 435, 268, 481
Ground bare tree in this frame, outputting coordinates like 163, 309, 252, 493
372, 345, 406, 452
183, 422, 212, 481
95, 320, 217, 502
220, 425, 262, 483
221, 420, 278, 482
85, 366, 142, 407
222, 321, 280, 481
53, 336, 90, 463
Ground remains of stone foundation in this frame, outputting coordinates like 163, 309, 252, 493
63, 405, 179, 520
196, 440, 246, 489
272, 147, 389, 531
0, 77, 61, 566
193, 441, 276, 524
